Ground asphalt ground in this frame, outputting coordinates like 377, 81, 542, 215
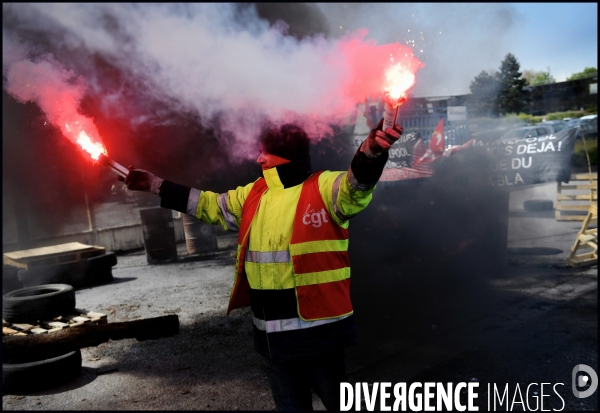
2, 182, 598, 411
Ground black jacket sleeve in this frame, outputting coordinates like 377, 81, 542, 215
349, 146, 389, 187
159, 180, 191, 214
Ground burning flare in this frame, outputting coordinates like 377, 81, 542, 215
63, 119, 128, 178
383, 63, 416, 108
61, 116, 107, 161
380, 57, 421, 132
75, 130, 107, 160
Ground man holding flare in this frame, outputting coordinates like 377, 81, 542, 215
121, 119, 402, 410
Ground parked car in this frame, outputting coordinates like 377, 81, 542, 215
577, 120, 598, 140
538, 120, 567, 133
579, 114, 598, 123
499, 125, 554, 140
565, 115, 597, 128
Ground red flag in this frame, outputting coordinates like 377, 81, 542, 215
430, 118, 445, 154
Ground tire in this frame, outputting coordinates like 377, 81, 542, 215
87, 251, 118, 267
524, 199, 554, 211
2, 284, 76, 323
71, 266, 114, 288
18, 260, 87, 288
3, 350, 82, 394
68, 252, 117, 288
18, 252, 117, 289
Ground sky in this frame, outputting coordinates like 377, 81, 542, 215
315, 3, 598, 97
506, 3, 597, 88
2, 3, 598, 148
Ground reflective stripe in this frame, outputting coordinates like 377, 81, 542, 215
289, 239, 349, 256
218, 193, 239, 231
186, 188, 201, 217
347, 166, 375, 191
294, 267, 351, 287
246, 250, 291, 263
253, 314, 350, 333
331, 173, 350, 222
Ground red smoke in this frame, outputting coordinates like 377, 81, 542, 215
4, 54, 107, 161
338, 30, 425, 104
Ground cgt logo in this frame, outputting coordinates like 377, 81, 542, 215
302, 204, 329, 228
572, 364, 598, 398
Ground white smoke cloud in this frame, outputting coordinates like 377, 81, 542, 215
3, 3, 518, 161
2, 3, 362, 154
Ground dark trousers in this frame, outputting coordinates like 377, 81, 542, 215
265, 349, 347, 411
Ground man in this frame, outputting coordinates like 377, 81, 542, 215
123, 119, 402, 410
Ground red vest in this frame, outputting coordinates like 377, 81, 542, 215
227, 172, 353, 320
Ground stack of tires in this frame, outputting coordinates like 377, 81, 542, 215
3, 284, 83, 394
17, 252, 117, 289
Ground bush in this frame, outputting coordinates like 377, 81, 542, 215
546, 110, 587, 121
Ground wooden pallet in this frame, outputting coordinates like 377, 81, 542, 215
556, 173, 598, 221
2, 309, 107, 337
567, 204, 598, 267
3, 242, 106, 270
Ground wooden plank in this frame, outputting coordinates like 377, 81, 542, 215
557, 194, 596, 200
42, 321, 70, 329
556, 214, 587, 221
579, 233, 597, 243
4, 242, 97, 260
10, 323, 35, 332
71, 316, 91, 323
3, 315, 179, 360
86, 312, 108, 324
3, 243, 105, 270
86, 312, 107, 319
556, 204, 595, 211
62, 314, 91, 323
568, 252, 597, 262
47, 327, 64, 333
30, 328, 48, 334
570, 172, 598, 180
559, 183, 597, 191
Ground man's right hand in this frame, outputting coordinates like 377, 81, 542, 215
119, 166, 164, 195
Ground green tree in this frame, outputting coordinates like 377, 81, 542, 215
531, 70, 555, 86
522, 69, 555, 86
566, 67, 598, 81
469, 70, 500, 117
496, 53, 530, 114
522, 69, 538, 85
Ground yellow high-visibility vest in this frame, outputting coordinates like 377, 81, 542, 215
228, 172, 352, 321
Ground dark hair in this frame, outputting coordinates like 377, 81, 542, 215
260, 124, 310, 161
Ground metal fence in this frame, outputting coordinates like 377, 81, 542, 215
397, 107, 470, 147
2, 173, 238, 254
2, 179, 174, 253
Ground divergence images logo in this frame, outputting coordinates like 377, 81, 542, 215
572, 364, 598, 398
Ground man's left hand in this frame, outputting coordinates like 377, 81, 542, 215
362, 118, 403, 158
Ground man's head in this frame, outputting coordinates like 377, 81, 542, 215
258, 124, 310, 170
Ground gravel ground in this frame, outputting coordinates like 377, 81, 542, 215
3, 247, 282, 411
2, 182, 597, 411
